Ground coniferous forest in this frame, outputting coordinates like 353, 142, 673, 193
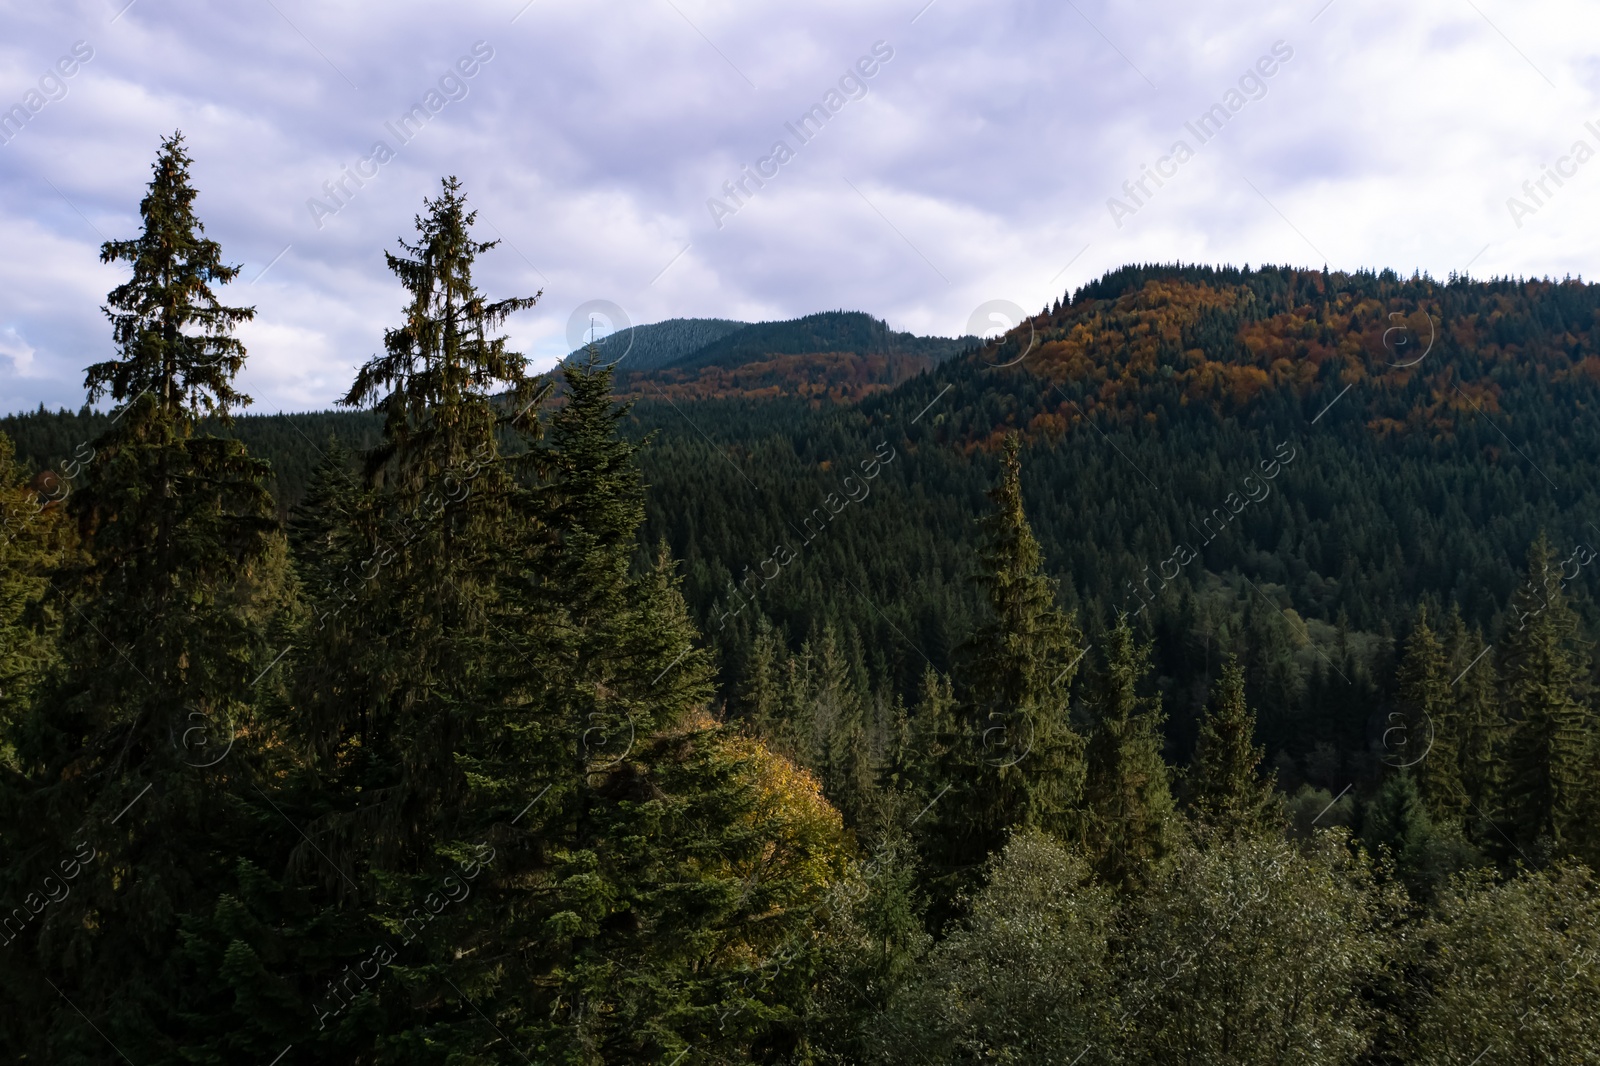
5, 134, 1600, 1064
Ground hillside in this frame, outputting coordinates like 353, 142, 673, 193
586, 310, 978, 403
565, 316, 747, 371
7, 264, 1598, 759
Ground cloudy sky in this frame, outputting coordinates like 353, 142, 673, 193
1, 0, 1597, 413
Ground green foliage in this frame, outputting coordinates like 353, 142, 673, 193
1120, 831, 1400, 1065
1443, 605, 1502, 828
1, 131, 286, 1063
1186, 654, 1280, 835
1408, 864, 1600, 1063
930, 435, 1086, 880
872, 831, 1116, 1065
1397, 608, 1465, 821
89, 131, 255, 420
1500, 535, 1595, 861
0, 432, 66, 759
1360, 773, 1483, 900
1081, 615, 1175, 887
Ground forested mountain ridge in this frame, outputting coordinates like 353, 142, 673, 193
576, 309, 976, 403
942, 262, 1600, 448
564, 315, 748, 371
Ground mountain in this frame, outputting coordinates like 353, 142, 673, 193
666, 310, 974, 371
624, 263, 1600, 761
571, 310, 979, 404
565, 316, 747, 371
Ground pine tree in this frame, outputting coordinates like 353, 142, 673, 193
1081, 614, 1175, 887
1188, 655, 1278, 836
1444, 605, 1501, 826
936, 435, 1086, 877
905, 664, 957, 806
2, 132, 285, 1060
813, 625, 875, 827
739, 611, 784, 732
441, 353, 848, 1062
294, 175, 551, 869
1396, 608, 1464, 823
1500, 535, 1593, 859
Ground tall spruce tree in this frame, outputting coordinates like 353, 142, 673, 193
1396, 608, 1465, 823
436, 352, 848, 1062
279, 185, 849, 1061
1, 132, 285, 1060
812, 625, 876, 827
1500, 535, 1593, 860
296, 175, 550, 870
1081, 614, 1174, 886
932, 435, 1086, 878
1443, 605, 1502, 826
1188, 655, 1278, 836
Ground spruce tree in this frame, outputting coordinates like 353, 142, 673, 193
1500, 536, 1593, 859
442, 353, 848, 1062
1081, 614, 1175, 887
934, 435, 1086, 877
905, 664, 957, 809
1360, 772, 1481, 900
1444, 604, 1501, 825
1396, 608, 1464, 822
812, 625, 875, 827
739, 611, 785, 732
2, 131, 285, 1060
295, 175, 551, 870
1188, 655, 1278, 836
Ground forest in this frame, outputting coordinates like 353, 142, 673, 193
2, 133, 1599, 1064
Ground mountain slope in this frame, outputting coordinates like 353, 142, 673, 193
565, 316, 747, 371
608, 310, 977, 403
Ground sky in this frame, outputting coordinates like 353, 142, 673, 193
1, 0, 1598, 414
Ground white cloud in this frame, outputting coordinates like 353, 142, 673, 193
0, 328, 37, 376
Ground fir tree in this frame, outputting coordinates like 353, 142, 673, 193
444, 354, 847, 1062
1500, 536, 1593, 859
1443, 604, 1501, 826
813, 625, 875, 827
86, 131, 254, 419
936, 435, 1086, 877
296, 175, 552, 870
905, 664, 957, 807
1188, 655, 1278, 836
2, 132, 284, 1060
1396, 607, 1464, 822
1360, 772, 1482, 900
739, 611, 785, 733
1081, 614, 1175, 887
